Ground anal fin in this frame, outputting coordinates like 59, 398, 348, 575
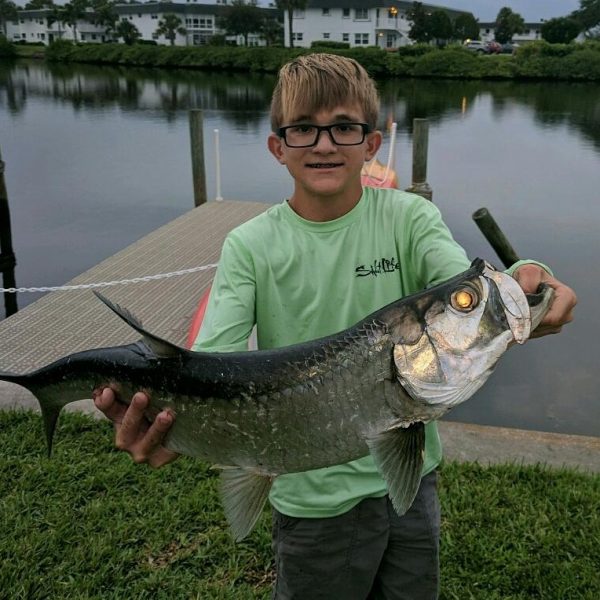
366, 422, 425, 516
219, 467, 273, 541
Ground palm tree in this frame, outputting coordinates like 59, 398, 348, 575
275, 0, 306, 48
115, 19, 140, 45
91, 0, 118, 41
154, 13, 186, 46
0, 0, 18, 37
60, 0, 89, 42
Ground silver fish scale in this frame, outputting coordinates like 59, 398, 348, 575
159, 322, 407, 475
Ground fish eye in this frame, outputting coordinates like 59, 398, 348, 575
450, 286, 479, 312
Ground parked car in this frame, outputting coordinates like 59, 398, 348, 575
463, 40, 488, 53
486, 40, 502, 54
500, 42, 519, 54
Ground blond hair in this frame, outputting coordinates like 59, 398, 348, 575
270, 53, 380, 131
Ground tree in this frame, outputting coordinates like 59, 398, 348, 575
154, 13, 186, 46
24, 0, 54, 9
90, 0, 118, 40
541, 16, 581, 43
407, 1, 431, 43
571, 0, 600, 36
275, 0, 306, 48
219, 0, 263, 47
0, 0, 18, 37
260, 15, 283, 46
494, 6, 525, 44
115, 18, 140, 45
429, 10, 453, 46
60, 0, 90, 42
453, 12, 479, 41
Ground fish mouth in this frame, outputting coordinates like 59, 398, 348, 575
483, 265, 532, 344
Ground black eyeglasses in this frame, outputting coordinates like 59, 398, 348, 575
277, 123, 371, 148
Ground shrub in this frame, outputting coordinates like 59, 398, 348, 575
397, 43, 436, 57
310, 40, 350, 49
0, 35, 16, 58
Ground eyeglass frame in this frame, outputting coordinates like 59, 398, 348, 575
277, 122, 372, 148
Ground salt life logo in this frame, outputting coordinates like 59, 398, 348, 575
355, 257, 401, 278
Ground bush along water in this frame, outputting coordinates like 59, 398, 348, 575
42, 40, 600, 81
0, 35, 16, 59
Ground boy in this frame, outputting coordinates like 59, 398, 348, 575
95, 54, 576, 598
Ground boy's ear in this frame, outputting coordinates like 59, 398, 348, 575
268, 133, 286, 164
365, 130, 383, 162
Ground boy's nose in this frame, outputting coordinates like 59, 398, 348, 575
313, 129, 337, 151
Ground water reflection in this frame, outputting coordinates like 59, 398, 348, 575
3, 61, 599, 153
0, 60, 598, 436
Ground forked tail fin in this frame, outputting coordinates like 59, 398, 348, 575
0, 370, 63, 456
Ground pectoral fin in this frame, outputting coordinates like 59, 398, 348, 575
366, 422, 425, 516
219, 467, 273, 541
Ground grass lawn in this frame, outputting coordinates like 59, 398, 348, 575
0, 410, 598, 599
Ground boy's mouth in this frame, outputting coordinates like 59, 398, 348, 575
306, 162, 343, 169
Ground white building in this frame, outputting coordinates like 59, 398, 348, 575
283, 0, 467, 49
6, 2, 281, 47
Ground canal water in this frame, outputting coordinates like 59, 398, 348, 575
1, 60, 598, 436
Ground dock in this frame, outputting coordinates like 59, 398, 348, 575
0, 200, 598, 474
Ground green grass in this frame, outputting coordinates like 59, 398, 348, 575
1, 411, 598, 599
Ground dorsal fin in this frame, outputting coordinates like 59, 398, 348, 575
94, 291, 182, 358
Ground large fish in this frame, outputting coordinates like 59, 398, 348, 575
0, 259, 552, 540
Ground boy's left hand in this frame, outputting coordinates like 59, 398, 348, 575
513, 264, 577, 338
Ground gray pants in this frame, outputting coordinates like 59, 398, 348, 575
271, 471, 440, 600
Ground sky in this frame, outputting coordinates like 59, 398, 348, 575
434, 0, 581, 22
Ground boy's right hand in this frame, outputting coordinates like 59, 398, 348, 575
93, 386, 179, 468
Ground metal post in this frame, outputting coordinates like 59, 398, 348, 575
0, 147, 18, 318
189, 109, 207, 207
472, 207, 520, 268
405, 118, 433, 201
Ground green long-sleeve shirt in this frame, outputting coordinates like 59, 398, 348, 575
194, 187, 472, 518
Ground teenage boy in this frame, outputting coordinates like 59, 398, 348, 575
95, 54, 576, 599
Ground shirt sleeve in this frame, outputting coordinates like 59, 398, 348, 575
404, 196, 471, 288
191, 231, 256, 353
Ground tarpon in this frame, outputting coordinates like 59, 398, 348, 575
0, 259, 552, 540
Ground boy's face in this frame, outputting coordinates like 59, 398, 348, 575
268, 104, 381, 206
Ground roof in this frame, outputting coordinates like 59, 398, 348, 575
303, 0, 468, 19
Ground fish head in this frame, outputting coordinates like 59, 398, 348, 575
392, 259, 537, 413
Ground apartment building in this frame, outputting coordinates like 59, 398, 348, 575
6, 1, 280, 47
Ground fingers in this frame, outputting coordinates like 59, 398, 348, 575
93, 387, 179, 468
512, 263, 545, 294
93, 385, 127, 424
513, 264, 577, 339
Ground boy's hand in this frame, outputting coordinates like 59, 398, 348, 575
93, 386, 179, 468
513, 264, 577, 339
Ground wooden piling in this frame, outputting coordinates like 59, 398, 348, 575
0, 147, 18, 318
189, 109, 207, 207
405, 118, 433, 201
472, 207, 520, 268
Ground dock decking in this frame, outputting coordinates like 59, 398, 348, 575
0, 200, 268, 372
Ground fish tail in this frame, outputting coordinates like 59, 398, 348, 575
0, 371, 62, 456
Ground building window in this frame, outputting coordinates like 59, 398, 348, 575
342, 8, 350, 18
355, 33, 369, 45
292, 32, 303, 41
322, 8, 329, 16
355, 8, 368, 20
342, 33, 349, 42
323, 32, 330, 39
151, 14, 158, 19
21, 33, 26, 39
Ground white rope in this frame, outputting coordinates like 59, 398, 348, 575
0, 263, 218, 294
